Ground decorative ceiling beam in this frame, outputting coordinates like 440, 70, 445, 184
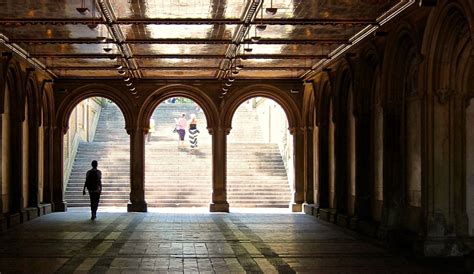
31, 53, 327, 59
97, 0, 142, 79
217, 0, 262, 79
9, 38, 348, 45
48, 66, 311, 70
0, 18, 376, 26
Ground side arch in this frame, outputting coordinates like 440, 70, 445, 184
56, 84, 134, 133
222, 84, 301, 131
139, 84, 218, 131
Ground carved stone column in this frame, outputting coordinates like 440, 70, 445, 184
209, 126, 229, 212
378, 105, 404, 241
27, 122, 39, 208
51, 126, 67, 212
317, 123, 329, 209
415, 89, 468, 256
127, 127, 148, 212
42, 126, 53, 205
304, 126, 314, 205
291, 127, 304, 212
354, 112, 372, 220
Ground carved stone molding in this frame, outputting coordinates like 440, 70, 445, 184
435, 88, 455, 104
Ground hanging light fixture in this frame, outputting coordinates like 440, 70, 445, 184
123, 77, 131, 82
251, 25, 261, 42
256, 2, 267, 31
126, 82, 133, 87
87, 1, 98, 29
118, 69, 126, 75
265, 0, 278, 16
244, 31, 253, 53
76, 0, 90, 15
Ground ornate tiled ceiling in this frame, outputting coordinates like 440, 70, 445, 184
0, 0, 412, 80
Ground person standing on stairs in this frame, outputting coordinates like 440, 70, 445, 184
147, 117, 155, 142
176, 113, 187, 148
82, 160, 102, 220
188, 113, 200, 150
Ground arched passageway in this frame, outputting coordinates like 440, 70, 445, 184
144, 97, 212, 207
63, 98, 130, 208
227, 97, 293, 209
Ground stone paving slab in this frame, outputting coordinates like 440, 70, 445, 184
0, 210, 457, 273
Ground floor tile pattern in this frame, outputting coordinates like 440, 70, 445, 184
0, 210, 454, 273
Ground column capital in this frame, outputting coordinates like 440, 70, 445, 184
435, 88, 456, 104
289, 127, 305, 135
207, 126, 231, 135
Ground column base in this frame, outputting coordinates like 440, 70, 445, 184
38, 203, 52, 216
25, 207, 39, 221
53, 201, 67, 212
127, 201, 148, 212
414, 236, 469, 257
303, 203, 318, 216
0, 216, 6, 231
7, 212, 21, 228
319, 208, 337, 223
291, 203, 303, 212
209, 202, 229, 212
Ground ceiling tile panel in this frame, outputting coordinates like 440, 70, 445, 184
121, 24, 236, 40
23, 43, 119, 55
53, 69, 120, 78
42, 58, 117, 68
259, 0, 399, 20
0, 0, 101, 19
142, 70, 216, 78
236, 69, 306, 78
129, 44, 228, 55
137, 58, 221, 68
0, 24, 110, 40
110, 0, 247, 19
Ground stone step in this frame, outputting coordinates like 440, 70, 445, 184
67, 103, 289, 208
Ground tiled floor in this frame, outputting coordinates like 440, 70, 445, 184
0, 208, 454, 273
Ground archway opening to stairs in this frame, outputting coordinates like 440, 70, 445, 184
228, 98, 293, 209
64, 98, 130, 208
145, 97, 212, 208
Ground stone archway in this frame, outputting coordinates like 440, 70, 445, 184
222, 84, 303, 211
53, 84, 135, 212
420, 1, 473, 246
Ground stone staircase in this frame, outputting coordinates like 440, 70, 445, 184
65, 101, 291, 208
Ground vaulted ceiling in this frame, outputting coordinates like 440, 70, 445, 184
0, 0, 411, 81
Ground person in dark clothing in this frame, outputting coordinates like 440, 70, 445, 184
82, 160, 102, 220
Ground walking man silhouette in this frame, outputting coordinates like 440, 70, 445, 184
82, 160, 102, 220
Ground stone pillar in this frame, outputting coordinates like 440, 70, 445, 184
51, 126, 67, 212
354, 112, 372, 220
27, 122, 39, 208
9, 109, 24, 215
334, 117, 348, 215
415, 89, 468, 256
127, 128, 148, 212
42, 126, 53, 205
378, 106, 404, 240
291, 127, 304, 212
304, 126, 314, 204
317, 123, 329, 208
209, 126, 229, 212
